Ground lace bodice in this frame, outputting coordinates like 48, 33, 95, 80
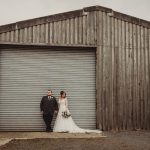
58, 98, 68, 111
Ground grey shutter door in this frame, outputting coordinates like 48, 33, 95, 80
0, 47, 96, 131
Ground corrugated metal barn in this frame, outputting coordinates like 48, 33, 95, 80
0, 5, 150, 131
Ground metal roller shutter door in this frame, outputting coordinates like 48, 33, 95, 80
0, 47, 96, 131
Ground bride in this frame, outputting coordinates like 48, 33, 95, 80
53, 91, 102, 133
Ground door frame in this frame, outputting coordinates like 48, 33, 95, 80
0, 42, 100, 129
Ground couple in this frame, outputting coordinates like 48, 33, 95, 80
40, 89, 102, 133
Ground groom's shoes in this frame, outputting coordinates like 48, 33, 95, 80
50, 128, 53, 132
46, 130, 52, 133
49, 129, 53, 132
46, 129, 53, 132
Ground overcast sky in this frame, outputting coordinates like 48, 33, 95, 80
0, 0, 149, 26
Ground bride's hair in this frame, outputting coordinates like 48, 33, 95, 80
60, 91, 66, 98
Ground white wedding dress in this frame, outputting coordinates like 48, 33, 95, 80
53, 98, 102, 133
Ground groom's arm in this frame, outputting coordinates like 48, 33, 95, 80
54, 97, 58, 111
40, 97, 44, 112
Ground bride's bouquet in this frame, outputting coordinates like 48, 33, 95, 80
62, 110, 71, 118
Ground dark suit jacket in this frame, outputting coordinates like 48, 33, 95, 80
40, 96, 58, 115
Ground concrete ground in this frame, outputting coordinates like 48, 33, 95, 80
0, 131, 150, 150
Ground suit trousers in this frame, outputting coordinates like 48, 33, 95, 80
43, 112, 53, 132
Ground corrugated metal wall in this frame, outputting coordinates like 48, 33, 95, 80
0, 7, 150, 131
96, 11, 150, 130
0, 47, 96, 131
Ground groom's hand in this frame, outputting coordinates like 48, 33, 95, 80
54, 111, 58, 114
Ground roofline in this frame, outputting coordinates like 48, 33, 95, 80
0, 42, 96, 49
0, 5, 149, 33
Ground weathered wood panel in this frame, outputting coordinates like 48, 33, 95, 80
96, 10, 150, 131
0, 13, 97, 46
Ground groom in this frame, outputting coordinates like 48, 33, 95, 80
40, 89, 58, 132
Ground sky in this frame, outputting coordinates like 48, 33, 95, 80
0, 0, 149, 26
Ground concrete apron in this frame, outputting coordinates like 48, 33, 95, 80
0, 132, 105, 146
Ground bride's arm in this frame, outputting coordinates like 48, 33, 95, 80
65, 98, 71, 114
65, 98, 69, 110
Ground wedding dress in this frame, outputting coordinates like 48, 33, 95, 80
53, 98, 102, 133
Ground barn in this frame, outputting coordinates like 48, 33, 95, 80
0, 5, 150, 131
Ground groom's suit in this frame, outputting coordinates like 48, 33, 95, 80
40, 95, 58, 132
